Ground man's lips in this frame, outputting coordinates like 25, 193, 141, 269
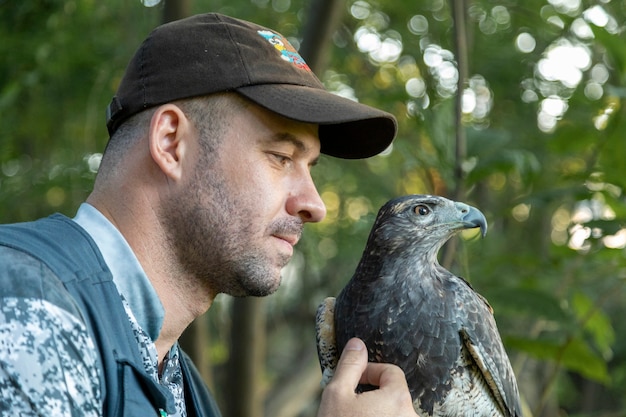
273, 233, 299, 247
270, 218, 303, 249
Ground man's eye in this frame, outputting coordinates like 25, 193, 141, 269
269, 153, 292, 166
414, 205, 430, 216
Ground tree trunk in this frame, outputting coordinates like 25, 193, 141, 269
162, 0, 191, 23
299, 0, 346, 74
225, 297, 266, 417
179, 312, 214, 387
441, 0, 469, 270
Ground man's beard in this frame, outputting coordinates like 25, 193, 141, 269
159, 165, 302, 298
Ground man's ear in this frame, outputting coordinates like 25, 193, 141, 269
148, 104, 191, 181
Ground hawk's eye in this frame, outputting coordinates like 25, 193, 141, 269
414, 205, 430, 216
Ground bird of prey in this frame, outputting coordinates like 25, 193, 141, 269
316, 194, 522, 417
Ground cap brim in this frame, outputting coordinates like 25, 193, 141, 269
236, 84, 396, 159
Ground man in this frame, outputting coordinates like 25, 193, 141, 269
0, 13, 418, 417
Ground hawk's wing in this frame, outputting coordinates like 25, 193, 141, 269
457, 283, 522, 417
315, 297, 338, 387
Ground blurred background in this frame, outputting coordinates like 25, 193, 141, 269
2, 0, 626, 416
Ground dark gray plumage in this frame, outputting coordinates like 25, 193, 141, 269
316, 194, 522, 417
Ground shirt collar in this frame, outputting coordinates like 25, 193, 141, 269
73, 202, 164, 341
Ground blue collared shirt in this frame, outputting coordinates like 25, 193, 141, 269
73, 203, 165, 341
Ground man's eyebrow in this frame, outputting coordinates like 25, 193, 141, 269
270, 132, 321, 166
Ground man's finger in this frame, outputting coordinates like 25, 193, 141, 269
328, 338, 368, 391
361, 361, 409, 390
361, 361, 416, 413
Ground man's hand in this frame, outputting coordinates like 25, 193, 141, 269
317, 338, 420, 417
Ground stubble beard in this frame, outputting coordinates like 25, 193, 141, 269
160, 165, 301, 298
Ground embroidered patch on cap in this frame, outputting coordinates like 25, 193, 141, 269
258, 30, 311, 71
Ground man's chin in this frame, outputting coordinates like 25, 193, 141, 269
228, 273, 282, 298
253, 276, 282, 297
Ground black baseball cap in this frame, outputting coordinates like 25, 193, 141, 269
106, 13, 397, 159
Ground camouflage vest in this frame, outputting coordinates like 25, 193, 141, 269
0, 214, 222, 417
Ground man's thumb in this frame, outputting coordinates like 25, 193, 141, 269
330, 338, 368, 389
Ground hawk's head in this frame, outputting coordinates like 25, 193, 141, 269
369, 195, 487, 256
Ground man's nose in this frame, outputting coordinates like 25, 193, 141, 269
286, 173, 327, 223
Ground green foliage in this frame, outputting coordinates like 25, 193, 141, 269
509, 336, 610, 384
0, 0, 161, 220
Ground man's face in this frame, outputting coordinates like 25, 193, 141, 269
162, 99, 326, 298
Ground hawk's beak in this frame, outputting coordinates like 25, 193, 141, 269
457, 203, 488, 238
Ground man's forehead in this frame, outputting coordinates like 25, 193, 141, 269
241, 100, 320, 147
